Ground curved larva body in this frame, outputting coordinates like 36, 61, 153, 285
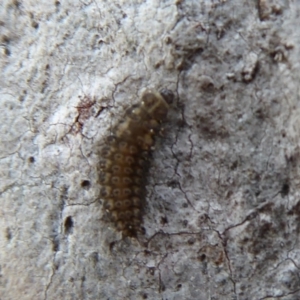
99, 89, 173, 237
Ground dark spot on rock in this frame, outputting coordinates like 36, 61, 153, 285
258, 222, 274, 239
258, 202, 274, 213
1, 35, 10, 43
199, 253, 206, 261
187, 237, 195, 245
32, 21, 39, 29
231, 160, 238, 170
182, 219, 188, 227
13, 0, 21, 8
52, 238, 59, 252
64, 216, 74, 234
5, 227, 12, 240
144, 249, 151, 256
160, 216, 168, 225
81, 180, 90, 189
4, 48, 10, 56
28, 156, 35, 163
280, 181, 289, 197
148, 267, 155, 276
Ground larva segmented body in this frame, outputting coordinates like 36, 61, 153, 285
99, 89, 174, 237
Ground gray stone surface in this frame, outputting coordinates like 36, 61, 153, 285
1, 0, 300, 299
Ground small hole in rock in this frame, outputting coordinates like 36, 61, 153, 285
81, 180, 90, 188
64, 216, 74, 234
281, 182, 289, 197
199, 254, 206, 261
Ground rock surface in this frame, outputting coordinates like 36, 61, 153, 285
1, 0, 300, 299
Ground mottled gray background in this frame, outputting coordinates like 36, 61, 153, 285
1, 0, 300, 299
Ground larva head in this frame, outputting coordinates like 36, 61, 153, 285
141, 89, 174, 122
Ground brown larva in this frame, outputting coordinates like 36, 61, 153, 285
98, 89, 174, 238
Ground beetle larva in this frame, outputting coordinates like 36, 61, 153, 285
98, 89, 174, 237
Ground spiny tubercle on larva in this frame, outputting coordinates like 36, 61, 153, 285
98, 89, 174, 238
